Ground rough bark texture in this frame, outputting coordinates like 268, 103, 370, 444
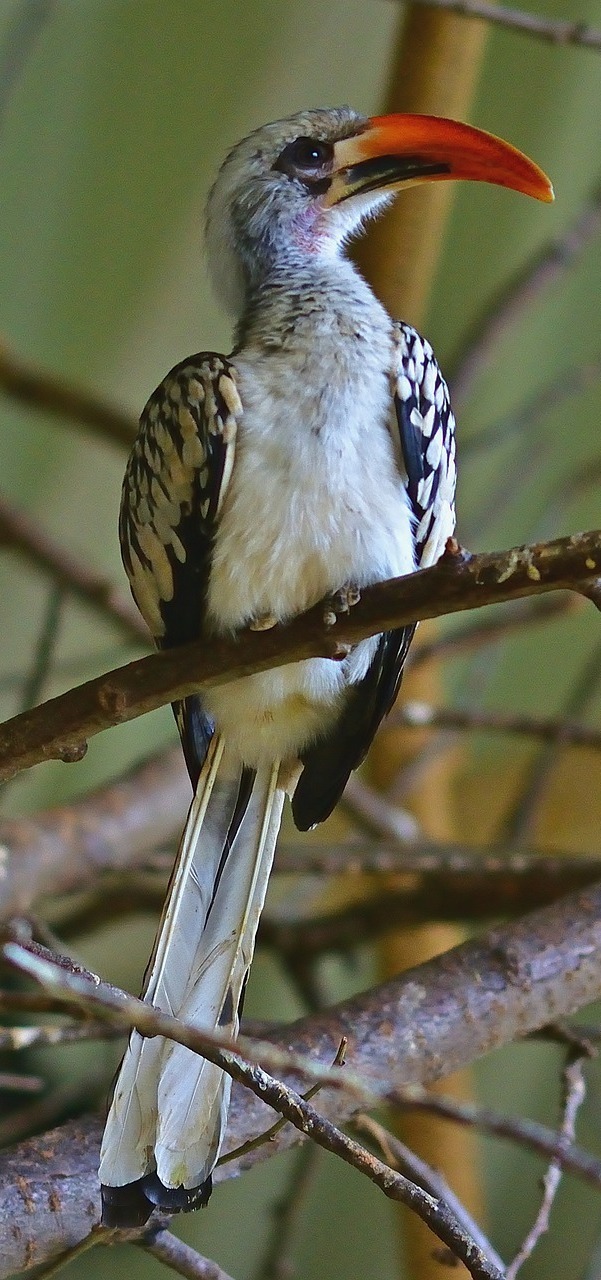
1, 879, 601, 1276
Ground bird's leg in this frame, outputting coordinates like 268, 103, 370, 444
323, 583, 361, 628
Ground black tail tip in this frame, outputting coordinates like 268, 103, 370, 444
101, 1174, 213, 1228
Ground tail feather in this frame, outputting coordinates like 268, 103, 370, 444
154, 761, 283, 1191
99, 737, 283, 1222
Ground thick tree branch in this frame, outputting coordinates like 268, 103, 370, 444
0, 530, 599, 783
2, 879, 601, 1274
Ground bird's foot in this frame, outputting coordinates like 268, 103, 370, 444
249, 612, 278, 631
323, 583, 361, 628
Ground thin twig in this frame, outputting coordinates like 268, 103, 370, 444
40, 845, 601, 944
392, 697, 601, 751
505, 1053, 587, 1278
0, 337, 136, 448
0, 1020, 125, 1051
450, 185, 601, 406
22, 1234, 98, 1280
392, 1083, 601, 1187
220, 1039, 347, 1168
355, 1114, 506, 1273
4, 881, 601, 1274
404, 0, 601, 52
274, 843, 601, 882
1, 944, 503, 1276
136, 1226, 238, 1280
0, 1071, 44, 1093
341, 773, 420, 840
0, 530, 600, 784
410, 594, 580, 668
238, 1089, 503, 1279
8, 934, 601, 1193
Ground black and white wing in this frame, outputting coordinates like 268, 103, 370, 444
393, 321, 456, 568
291, 321, 456, 831
119, 353, 242, 782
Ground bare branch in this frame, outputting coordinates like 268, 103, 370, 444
0, 530, 600, 783
274, 842, 601, 886
409, 594, 581, 668
0, 337, 136, 448
392, 1078, 598, 1188
505, 1053, 588, 1278
135, 1227, 238, 1280
404, 0, 601, 52
240, 1091, 504, 1279
259, 855, 601, 955
0, 1020, 124, 1052
0, 1071, 44, 1093
355, 1114, 506, 1273
44, 844, 601, 943
392, 697, 601, 751
3, 877, 601, 1273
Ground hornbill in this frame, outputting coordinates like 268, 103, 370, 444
100, 106, 552, 1226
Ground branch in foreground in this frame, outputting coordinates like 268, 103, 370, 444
3, 945, 503, 1280
0, 530, 599, 783
135, 1226, 237, 1280
2, 879, 601, 1275
0, 337, 136, 448
355, 1114, 505, 1273
505, 1053, 587, 1279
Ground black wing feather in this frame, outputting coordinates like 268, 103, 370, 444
119, 352, 241, 785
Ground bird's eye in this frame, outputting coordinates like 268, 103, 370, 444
274, 136, 334, 183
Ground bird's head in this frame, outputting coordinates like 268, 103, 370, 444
206, 105, 553, 315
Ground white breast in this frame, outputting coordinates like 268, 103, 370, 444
203, 282, 415, 767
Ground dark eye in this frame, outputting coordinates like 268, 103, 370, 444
274, 136, 333, 181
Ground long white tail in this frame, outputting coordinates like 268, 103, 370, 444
99, 736, 284, 1224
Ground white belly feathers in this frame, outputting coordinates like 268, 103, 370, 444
202, 335, 415, 767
